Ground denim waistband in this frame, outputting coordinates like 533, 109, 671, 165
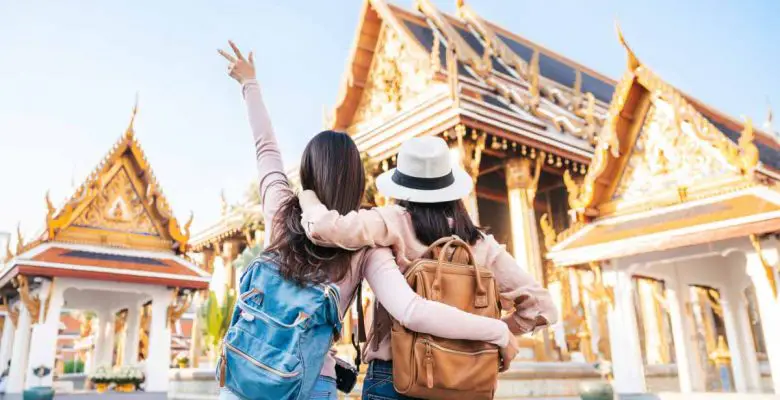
367, 360, 393, 380
317, 375, 337, 383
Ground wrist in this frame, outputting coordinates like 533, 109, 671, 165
497, 325, 511, 348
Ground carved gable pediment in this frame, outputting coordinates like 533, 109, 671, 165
45, 128, 192, 253
348, 25, 435, 133
612, 95, 738, 204
70, 164, 161, 237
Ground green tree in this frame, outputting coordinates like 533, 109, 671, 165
202, 287, 237, 354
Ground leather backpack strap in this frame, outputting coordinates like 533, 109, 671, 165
351, 283, 366, 369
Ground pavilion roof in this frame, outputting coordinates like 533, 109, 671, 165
2, 101, 209, 289
545, 31, 780, 266
329, 0, 616, 161
4, 242, 209, 290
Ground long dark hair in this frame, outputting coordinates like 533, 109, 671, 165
396, 199, 482, 246
266, 131, 365, 285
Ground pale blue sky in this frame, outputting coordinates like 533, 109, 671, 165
0, 0, 778, 241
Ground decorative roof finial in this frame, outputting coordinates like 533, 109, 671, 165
456, 0, 465, 9
220, 189, 229, 216
765, 99, 774, 133
125, 92, 139, 139
738, 116, 759, 174
15, 222, 24, 255
615, 21, 641, 71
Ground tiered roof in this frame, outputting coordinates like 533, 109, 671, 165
330, 0, 617, 163
3, 103, 209, 290
546, 32, 780, 266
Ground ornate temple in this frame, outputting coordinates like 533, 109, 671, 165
0, 106, 210, 394
196, 0, 780, 397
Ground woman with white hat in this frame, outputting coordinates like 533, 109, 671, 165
220, 41, 522, 400
299, 136, 557, 399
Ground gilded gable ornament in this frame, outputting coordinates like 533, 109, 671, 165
613, 99, 734, 202
72, 167, 158, 236
350, 27, 431, 129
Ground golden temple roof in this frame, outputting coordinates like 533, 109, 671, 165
330, 0, 616, 161
11, 101, 193, 258
545, 28, 780, 266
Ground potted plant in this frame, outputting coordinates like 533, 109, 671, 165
23, 366, 54, 400
112, 366, 144, 392
88, 366, 111, 393
177, 356, 189, 369
579, 360, 614, 400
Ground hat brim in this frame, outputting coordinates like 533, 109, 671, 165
375, 167, 474, 204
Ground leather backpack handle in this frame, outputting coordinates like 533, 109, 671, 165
430, 237, 489, 308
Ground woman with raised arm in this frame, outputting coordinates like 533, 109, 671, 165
297, 137, 558, 399
218, 41, 520, 400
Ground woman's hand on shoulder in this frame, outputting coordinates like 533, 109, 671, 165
218, 40, 256, 84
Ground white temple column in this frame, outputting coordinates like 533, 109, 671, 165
123, 304, 141, 366
607, 269, 647, 394
505, 158, 543, 283
746, 249, 780, 394
25, 279, 65, 388
667, 278, 705, 392
0, 313, 16, 374
145, 290, 173, 392
730, 287, 763, 392
189, 291, 205, 368
720, 286, 753, 393
93, 310, 115, 369
7, 303, 32, 393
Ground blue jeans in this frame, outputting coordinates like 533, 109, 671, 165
219, 375, 336, 400
310, 375, 337, 400
361, 360, 420, 400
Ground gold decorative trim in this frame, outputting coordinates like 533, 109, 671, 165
615, 21, 641, 71
6, 300, 19, 327
634, 67, 750, 175
749, 234, 778, 299
564, 70, 634, 215
14, 276, 41, 322
456, 0, 601, 142
539, 213, 557, 250
738, 118, 759, 175
584, 263, 615, 308
167, 289, 193, 329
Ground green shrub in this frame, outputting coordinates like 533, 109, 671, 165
63, 360, 85, 374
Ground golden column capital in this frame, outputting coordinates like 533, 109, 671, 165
505, 156, 543, 203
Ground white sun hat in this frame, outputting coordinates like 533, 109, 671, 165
375, 136, 473, 203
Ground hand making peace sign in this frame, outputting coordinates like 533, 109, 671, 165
218, 40, 256, 84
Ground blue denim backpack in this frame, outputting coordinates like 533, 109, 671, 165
217, 255, 342, 400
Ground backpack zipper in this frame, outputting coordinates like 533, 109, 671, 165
225, 342, 301, 378
219, 348, 227, 387
422, 339, 498, 356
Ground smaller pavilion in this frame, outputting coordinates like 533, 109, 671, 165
547, 33, 780, 396
1, 106, 210, 396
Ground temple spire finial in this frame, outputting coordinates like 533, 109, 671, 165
125, 92, 139, 139
615, 20, 641, 71
765, 99, 774, 133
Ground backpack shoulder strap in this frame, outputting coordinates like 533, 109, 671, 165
351, 283, 366, 369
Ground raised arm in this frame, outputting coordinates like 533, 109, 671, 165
482, 235, 558, 334
298, 190, 403, 251
362, 248, 519, 370
219, 41, 289, 242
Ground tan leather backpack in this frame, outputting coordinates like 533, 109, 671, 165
390, 236, 502, 400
